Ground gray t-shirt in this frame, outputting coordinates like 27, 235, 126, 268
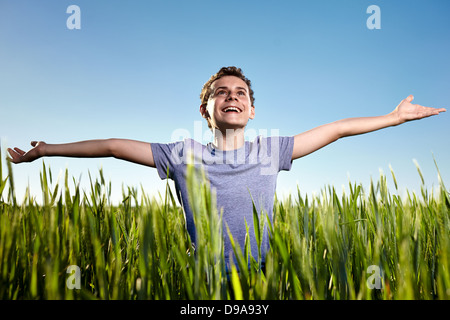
151, 135, 294, 267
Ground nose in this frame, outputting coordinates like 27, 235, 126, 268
226, 92, 238, 101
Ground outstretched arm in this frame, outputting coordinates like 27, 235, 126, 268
7, 139, 155, 167
292, 95, 446, 160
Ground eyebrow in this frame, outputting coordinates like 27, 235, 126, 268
214, 86, 248, 92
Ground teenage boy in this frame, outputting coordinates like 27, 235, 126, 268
7, 66, 446, 269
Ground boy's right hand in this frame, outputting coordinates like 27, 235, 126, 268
7, 141, 46, 164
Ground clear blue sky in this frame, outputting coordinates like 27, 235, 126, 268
1, 0, 449, 204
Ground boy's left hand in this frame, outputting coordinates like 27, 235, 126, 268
392, 95, 446, 125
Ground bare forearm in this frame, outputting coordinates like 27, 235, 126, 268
43, 139, 115, 158
44, 139, 154, 165
8, 138, 154, 166
337, 95, 446, 138
292, 113, 399, 159
336, 113, 398, 138
290, 95, 445, 161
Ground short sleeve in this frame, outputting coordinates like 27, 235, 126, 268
150, 141, 184, 180
278, 136, 294, 171
255, 136, 294, 175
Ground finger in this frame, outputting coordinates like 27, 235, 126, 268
416, 104, 446, 115
405, 95, 414, 103
31, 141, 38, 147
427, 106, 447, 114
420, 108, 442, 118
6, 148, 19, 163
6, 148, 15, 158
423, 106, 439, 115
14, 147, 25, 156
6, 154, 16, 163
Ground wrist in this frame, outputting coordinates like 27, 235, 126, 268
38, 142, 49, 158
387, 110, 402, 126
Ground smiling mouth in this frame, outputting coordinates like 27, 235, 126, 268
222, 106, 242, 113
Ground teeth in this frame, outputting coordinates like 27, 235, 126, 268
224, 107, 239, 112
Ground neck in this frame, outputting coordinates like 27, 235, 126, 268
212, 127, 245, 150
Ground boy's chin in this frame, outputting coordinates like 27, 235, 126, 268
215, 122, 248, 132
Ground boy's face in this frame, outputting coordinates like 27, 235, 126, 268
200, 76, 255, 131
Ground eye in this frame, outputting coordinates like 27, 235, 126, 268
217, 90, 227, 95
237, 91, 246, 96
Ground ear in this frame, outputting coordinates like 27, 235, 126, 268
200, 104, 209, 118
249, 105, 255, 120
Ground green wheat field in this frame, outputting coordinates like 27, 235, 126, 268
0, 153, 449, 300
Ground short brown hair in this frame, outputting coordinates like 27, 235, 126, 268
200, 66, 255, 107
